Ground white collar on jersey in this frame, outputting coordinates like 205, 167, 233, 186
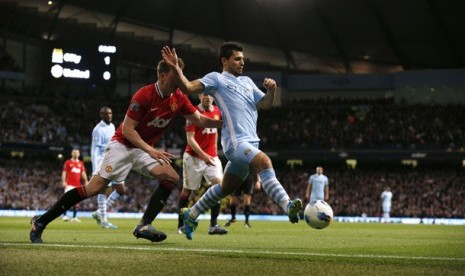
155, 82, 165, 98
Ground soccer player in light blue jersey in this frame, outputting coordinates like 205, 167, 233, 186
162, 42, 302, 240
91, 106, 125, 229
381, 186, 393, 223
305, 166, 329, 205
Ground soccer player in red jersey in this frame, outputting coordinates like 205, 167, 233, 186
61, 149, 88, 222
177, 93, 227, 235
30, 58, 223, 243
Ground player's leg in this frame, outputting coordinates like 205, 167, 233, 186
383, 204, 391, 223
181, 142, 256, 240
100, 182, 124, 228
132, 151, 179, 242
243, 194, 252, 228
225, 194, 238, 227
71, 204, 81, 222
92, 155, 107, 226
182, 161, 247, 239
177, 188, 193, 233
204, 158, 227, 235
93, 193, 106, 225
251, 152, 302, 223
30, 175, 110, 243
178, 152, 202, 232
62, 186, 74, 222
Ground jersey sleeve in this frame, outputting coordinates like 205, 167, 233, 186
248, 77, 266, 104
185, 118, 196, 132
199, 72, 219, 95
126, 86, 150, 122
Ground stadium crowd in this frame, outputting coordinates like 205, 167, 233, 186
1, 97, 464, 151
257, 98, 465, 150
0, 158, 463, 219
1, 92, 464, 219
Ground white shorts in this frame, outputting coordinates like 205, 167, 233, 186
182, 152, 223, 190
96, 140, 161, 182
93, 152, 125, 185
64, 185, 77, 193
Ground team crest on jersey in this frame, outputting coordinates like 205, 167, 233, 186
214, 115, 219, 120
170, 102, 178, 112
129, 101, 140, 112
105, 165, 113, 173
244, 148, 251, 156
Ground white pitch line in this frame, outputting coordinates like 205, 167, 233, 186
1, 242, 464, 262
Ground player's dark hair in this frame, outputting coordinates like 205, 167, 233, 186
218, 42, 243, 63
157, 57, 184, 76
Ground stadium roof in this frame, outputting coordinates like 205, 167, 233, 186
5, 0, 465, 74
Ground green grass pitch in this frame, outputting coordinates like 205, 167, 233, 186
1, 217, 464, 275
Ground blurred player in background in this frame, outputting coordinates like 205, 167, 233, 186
91, 106, 125, 229
61, 149, 88, 222
305, 166, 329, 205
381, 186, 393, 223
225, 168, 260, 228
177, 93, 227, 235
30, 58, 222, 243
162, 42, 302, 241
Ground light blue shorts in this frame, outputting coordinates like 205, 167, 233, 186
224, 141, 260, 180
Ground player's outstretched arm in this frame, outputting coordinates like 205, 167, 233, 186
185, 110, 223, 129
161, 46, 204, 94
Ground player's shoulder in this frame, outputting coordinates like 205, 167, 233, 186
205, 71, 221, 78
173, 89, 190, 101
134, 83, 155, 98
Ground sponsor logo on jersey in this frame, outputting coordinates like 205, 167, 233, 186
244, 148, 251, 156
147, 117, 171, 128
71, 167, 82, 173
202, 128, 217, 134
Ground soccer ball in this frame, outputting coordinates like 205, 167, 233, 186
304, 200, 333, 229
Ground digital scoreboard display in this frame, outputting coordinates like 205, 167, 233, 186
49, 44, 117, 85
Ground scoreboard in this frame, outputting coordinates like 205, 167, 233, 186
49, 43, 117, 85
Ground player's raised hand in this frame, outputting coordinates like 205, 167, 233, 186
161, 46, 178, 68
263, 78, 276, 92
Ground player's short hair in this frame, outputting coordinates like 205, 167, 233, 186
99, 106, 112, 114
218, 42, 243, 63
157, 58, 184, 77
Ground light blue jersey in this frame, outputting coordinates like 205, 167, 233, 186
381, 190, 393, 211
200, 71, 265, 152
91, 120, 115, 172
308, 173, 329, 203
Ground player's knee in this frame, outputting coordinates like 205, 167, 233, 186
86, 176, 110, 196
252, 153, 273, 172
158, 171, 180, 184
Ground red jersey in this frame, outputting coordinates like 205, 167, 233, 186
113, 83, 197, 148
63, 159, 85, 187
185, 104, 221, 158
